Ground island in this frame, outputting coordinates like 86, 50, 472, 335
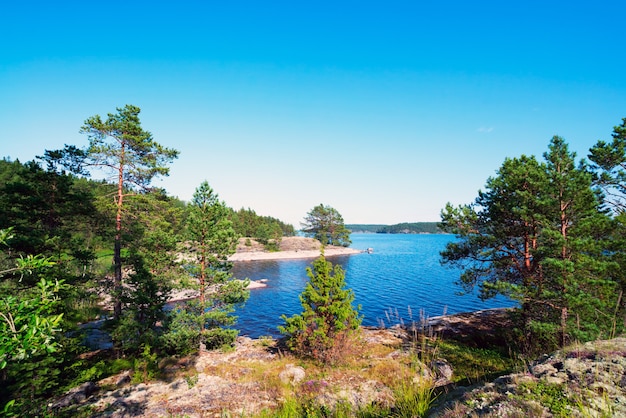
228, 236, 363, 262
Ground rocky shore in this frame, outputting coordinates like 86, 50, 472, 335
229, 236, 364, 262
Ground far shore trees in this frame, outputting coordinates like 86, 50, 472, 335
301, 204, 351, 247
79, 105, 179, 318
440, 136, 622, 354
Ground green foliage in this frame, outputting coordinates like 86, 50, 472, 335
279, 253, 361, 364
392, 381, 436, 418
161, 181, 249, 354
376, 222, 442, 234
346, 223, 442, 234
131, 344, 160, 384
0, 278, 65, 369
230, 207, 295, 239
440, 136, 623, 353
301, 204, 352, 247
516, 381, 570, 417
589, 117, 626, 334
344, 224, 388, 233
80, 105, 179, 190
160, 303, 205, 354
437, 340, 514, 384
0, 334, 87, 416
110, 190, 182, 354
161, 299, 243, 354
80, 104, 179, 318
0, 229, 65, 370
589, 117, 626, 211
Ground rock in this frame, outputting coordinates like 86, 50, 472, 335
279, 364, 306, 385
430, 337, 626, 417
51, 381, 98, 409
431, 358, 454, 386
99, 370, 131, 388
531, 362, 558, 377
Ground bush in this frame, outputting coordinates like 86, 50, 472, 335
279, 253, 361, 365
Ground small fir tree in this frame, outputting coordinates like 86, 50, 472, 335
162, 181, 248, 353
279, 252, 361, 364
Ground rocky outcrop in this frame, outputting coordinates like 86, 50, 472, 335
52, 310, 626, 417
430, 337, 626, 417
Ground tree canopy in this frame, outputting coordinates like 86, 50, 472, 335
79, 104, 179, 318
301, 204, 351, 247
161, 181, 249, 353
440, 136, 623, 353
589, 117, 626, 212
279, 252, 361, 364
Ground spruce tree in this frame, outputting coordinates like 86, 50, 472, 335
162, 181, 248, 353
279, 252, 361, 364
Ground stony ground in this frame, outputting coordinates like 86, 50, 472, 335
430, 337, 626, 417
55, 310, 625, 417
56, 329, 407, 417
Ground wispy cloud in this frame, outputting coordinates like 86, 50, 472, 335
477, 126, 494, 133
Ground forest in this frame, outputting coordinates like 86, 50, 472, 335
346, 222, 441, 234
0, 106, 298, 415
1, 105, 625, 416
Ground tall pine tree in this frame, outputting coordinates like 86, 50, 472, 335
441, 136, 621, 353
80, 105, 178, 318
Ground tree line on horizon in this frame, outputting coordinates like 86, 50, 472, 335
347, 222, 442, 234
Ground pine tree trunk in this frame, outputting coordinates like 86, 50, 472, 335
113, 147, 125, 319
561, 306, 568, 347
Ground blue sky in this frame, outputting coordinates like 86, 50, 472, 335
2, 1, 625, 226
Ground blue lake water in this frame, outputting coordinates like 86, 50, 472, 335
232, 234, 513, 338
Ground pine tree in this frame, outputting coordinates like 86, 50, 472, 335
80, 105, 178, 318
162, 181, 248, 353
301, 204, 351, 247
441, 136, 621, 353
279, 252, 361, 364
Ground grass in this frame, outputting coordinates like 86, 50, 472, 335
190, 330, 442, 417
60, 307, 592, 417
437, 340, 515, 384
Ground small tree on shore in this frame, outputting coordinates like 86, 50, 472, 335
279, 252, 361, 364
301, 204, 351, 247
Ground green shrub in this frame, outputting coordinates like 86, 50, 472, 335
131, 344, 160, 384
279, 253, 361, 365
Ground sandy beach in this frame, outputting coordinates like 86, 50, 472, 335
228, 246, 363, 262
166, 238, 364, 302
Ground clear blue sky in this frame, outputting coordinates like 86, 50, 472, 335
2, 1, 625, 226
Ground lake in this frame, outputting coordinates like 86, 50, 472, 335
232, 234, 513, 338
